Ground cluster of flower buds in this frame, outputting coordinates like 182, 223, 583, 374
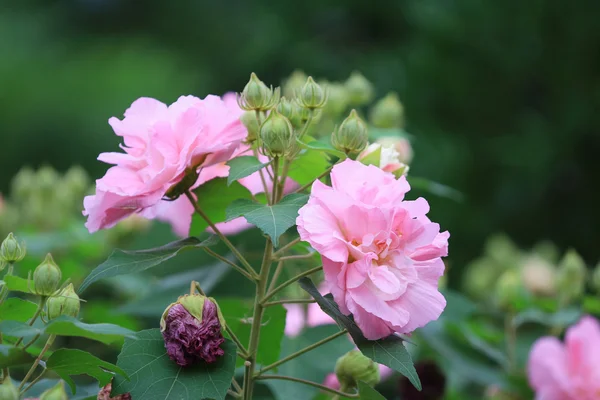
334, 350, 381, 391
161, 294, 226, 367
0, 232, 26, 268
331, 110, 369, 154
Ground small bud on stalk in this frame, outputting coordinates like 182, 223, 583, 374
47, 283, 80, 319
238, 73, 280, 112
370, 92, 405, 129
297, 77, 327, 109
592, 262, 600, 294
276, 97, 302, 129
283, 70, 308, 99
0, 233, 26, 264
33, 253, 62, 296
241, 111, 260, 144
334, 350, 380, 391
0, 378, 19, 400
323, 82, 349, 117
331, 110, 369, 154
39, 381, 68, 400
556, 249, 587, 304
161, 294, 226, 367
259, 110, 295, 158
494, 269, 523, 310
345, 71, 374, 106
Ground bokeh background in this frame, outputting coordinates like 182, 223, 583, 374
1, 0, 599, 281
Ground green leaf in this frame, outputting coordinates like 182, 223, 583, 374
358, 381, 386, 399
513, 307, 581, 328
299, 277, 421, 390
113, 329, 236, 400
190, 178, 253, 234
0, 320, 41, 338
226, 194, 308, 247
219, 298, 286, 368
79, 236, 217, 293
46, 349, 128, 394
0, 344, 34, 368
45, 316, 135, 344
0, 298, 38, 322
287, 150, 330, 185
407, 176, 464, 202
3, 275, 33, 293
226, 156, 271, 185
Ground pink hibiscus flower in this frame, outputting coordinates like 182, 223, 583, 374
296, 159, 448, 340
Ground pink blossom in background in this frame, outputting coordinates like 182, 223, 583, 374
84, 95, 246, 234
358, 143, 408, 176
296, 159, 448, 340
528, 316, 600, 400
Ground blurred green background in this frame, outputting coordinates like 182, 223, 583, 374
1, 0, 599, 280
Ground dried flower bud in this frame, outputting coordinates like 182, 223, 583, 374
40, 381, 68, 400
297, 77, 327, 109
33, 253, 62, 296
238, 73, 280, 112
0, 233, 26, 264
334, 350, 380, 391
556, 249, 587, 304
97, 382, 131, 400
331, 110, 369, 154
370, 92, 405, 129
240, 111, 260, 143
276, 97, 302, 129
0, 377, 19, 400
259, 110, 295, 158
345, 71, 374, 106
283, 70, 308, 99
161, 294, 226, 367
47, 283, 80, 319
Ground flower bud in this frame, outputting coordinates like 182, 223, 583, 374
376, 136, 413, 165
592, 262, 600, 294
47, 283, 80, 319
323, 82, 349, 117
283, 70, 308, 99
345, 71, 374, 106
161, 294, 226, 367
494, 269, 523, 310
238, 73, 280, 112
556, 249, 587, 304
334, 350, 380, 391
276, 97, 302, 129
0, 377, 19, 400
240, 111, 260, 143
259, 110, 295, 158
98, 382, 132, 400
39, 381, 68, 400
63, 166, 90, 197
358, 143, 409, 177
370, 92, 405, 129
521, 255, 556, 297
0, 233, 26, 264
33, 253, 62, 296
297, 77, 327, 109
331, 110, 369, 154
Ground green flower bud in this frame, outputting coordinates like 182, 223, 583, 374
276, 97, 302, 129
259, 110, 295, 158
297, 77, 327, 109
556, 249, 587, 304
40, 380, 68, 400
345, 71, 374, 106
47, 283, 80, 319
36, 165, 60, 193
0, 233, 26, 264
335, 350, 380, 391
331, 110, 369, 154
494, 269, 523, 310
33, 253, 62, 296
323, 82, 349, 117
370, 92, 405, 129
0, 377, 19, 400
521, 255, 556, 297
63, 165, 90, 196
592, 262, 600, 294
241, 111, 260, 143
238, 73, 280, 112
283, 70, 308, 99
11, 167, 36, 201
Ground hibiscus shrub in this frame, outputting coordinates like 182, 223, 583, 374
1, 71, 598, 400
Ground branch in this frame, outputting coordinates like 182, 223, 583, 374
203, 248, 257, 281
254, 375, 359, 398
262, 265, 322, 303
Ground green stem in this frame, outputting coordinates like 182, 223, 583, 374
14, 297, 46, 347
22, 333, 41, 350
294, 165, 334, 193
271, 157, 280, 204
243, 238, 274, 400
298, 110, 315, 139
254, 375, 358, 398
505, 313, 517, 372
203, 248, 256, 281
0, 263, 14, 305
18, 335, 55, 390
272, 238, 302, 258
185, 191, 256, 276
258, 329, 347, 375
277, 159, 291, 202
21, 369, 46, 395
262, 265, 322, 303
263, 299, 316, 307
0, 332, 8, 381
267, 260, 284, 293
275, 253, 314, 262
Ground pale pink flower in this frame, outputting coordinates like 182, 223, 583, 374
296, 159, 448, 340
528, 316, 600, 400
376, 136, 413, 164
84, 95, 246, 234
